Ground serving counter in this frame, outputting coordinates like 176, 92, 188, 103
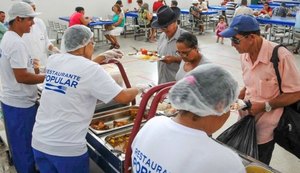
87, 106, 143, 173
86, 79, 282, 173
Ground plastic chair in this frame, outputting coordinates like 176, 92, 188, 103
259, 24, 270, 39
133, 17, 151, 41
48, 21, 65, 44
271, 25, 290, 44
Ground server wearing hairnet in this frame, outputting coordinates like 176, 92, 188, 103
31, 25, 147, 173
0, 2, 45, 173
131, 64, 246, 173
22, 0, 59, 68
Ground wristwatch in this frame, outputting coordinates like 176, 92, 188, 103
265, 102, 272, 112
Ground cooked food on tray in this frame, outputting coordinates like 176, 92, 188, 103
113, 120, 129, 127
90, 108, 140, 131
128, 48, 163, 62
90, 121, 109, 130
106, 133, 130, 153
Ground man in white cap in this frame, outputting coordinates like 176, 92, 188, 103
22, 0, 60, 68
0, 2, 44, 173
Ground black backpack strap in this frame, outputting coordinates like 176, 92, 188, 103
270, 44, 285, 94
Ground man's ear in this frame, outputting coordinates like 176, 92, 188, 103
16, 16, 21, 21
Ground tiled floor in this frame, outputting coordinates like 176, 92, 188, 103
1, 29, 300, 173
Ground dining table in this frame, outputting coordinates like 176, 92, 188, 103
256, 16, 296, 44
58, 16, 113, 43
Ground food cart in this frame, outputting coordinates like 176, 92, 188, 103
87, 60, 281, 173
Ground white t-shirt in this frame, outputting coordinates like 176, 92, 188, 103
22, 17, 52, 67
233, 6, 254, 17
199, 1, 208, 11
131, 116, 246, 173
32, 53, 122, 156
0, 31, 38, 108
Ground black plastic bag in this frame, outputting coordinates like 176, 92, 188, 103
216, 115, 258, 159
274, 101, 300, 159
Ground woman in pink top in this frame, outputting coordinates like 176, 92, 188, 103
215, 15, 227, 44
69, 7, 90, 27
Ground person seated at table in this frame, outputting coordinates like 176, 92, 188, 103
171, 0, 181, 25
175, 32, 209, 81
233, 0, 253, 17
254, 2, 273, 17
171, 0, 178, 7
116, 0, 129, 13
221, 0, 229, 6
153, 0, 165, 13
293, 11, 300, 54
198, 0, 208, 11
272, 2, 291, 17
131, 64, 246, 173
138, 3, 156, 42
190, 0, 205, 34
136, 0, 143, 10
69, 6, 91, 27
104, 4, 125, 49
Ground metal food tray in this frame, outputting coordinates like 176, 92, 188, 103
100, 127, 134, 160
87, 125, 144, 173
90, 106, 146, 135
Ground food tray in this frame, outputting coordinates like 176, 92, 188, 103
100, 124, 144, 157
104, 129, 131, 155
90, 106, 146, 135
128, 51, 164, 62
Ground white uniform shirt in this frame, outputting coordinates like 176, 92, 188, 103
132, 116, 246, 173
32, 53, 122, 156
0, 31, 37, 108
233, 6, 254, 17
22, 17, 52, 67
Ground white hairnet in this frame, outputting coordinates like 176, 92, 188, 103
169, 64, 238, 117
22, 0, 36, 5
60, 25, 94, 53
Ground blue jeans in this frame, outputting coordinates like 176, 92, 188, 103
1, 102, 38, 173
33, 148, 89, 173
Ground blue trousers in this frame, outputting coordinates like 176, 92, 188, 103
1, 102, 38, 173
33, 148, 89, 173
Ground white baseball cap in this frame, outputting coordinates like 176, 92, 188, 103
8, 2, 40, 22
22, 0, 36, 5
192, 0, 199, 4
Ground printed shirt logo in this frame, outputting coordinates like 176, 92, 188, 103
132, 148, 169, 173
44, 69, 81, 94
